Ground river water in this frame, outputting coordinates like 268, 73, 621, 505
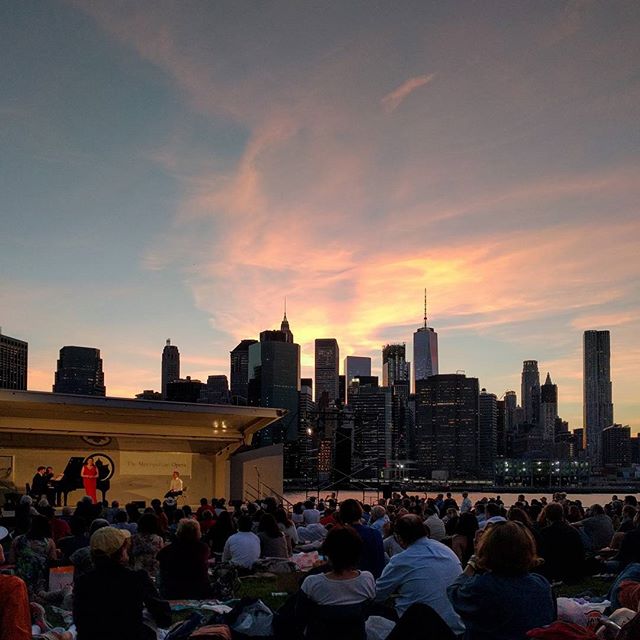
284, 490, 633, 508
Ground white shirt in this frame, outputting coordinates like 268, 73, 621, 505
302, 571, 376, 605
222, 531, 261, 569
460, 498, 472, 513
303, 508, 321, 525
170, 477, 183, 492
424, 514, 446, 541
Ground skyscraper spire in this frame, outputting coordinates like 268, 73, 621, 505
423, 288, 428, 329
280, 298, 293, 343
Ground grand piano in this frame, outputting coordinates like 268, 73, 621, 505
55, 456, 111, 506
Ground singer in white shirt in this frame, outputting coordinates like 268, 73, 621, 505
165, 470, 184, 499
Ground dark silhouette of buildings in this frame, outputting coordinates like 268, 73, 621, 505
349, 377, 393, 480
415, 373, 479, 479
0, 329, 27, 390
602, 424, 631, 468
200, 375, 230, 404
584, 330, 614, 465
230, 339, 258, 403
521, 360, 540, 426
540, 373, 558, 442
314, 338, 339, 405
166, 376, 204, 403
161, 339, 180, 400
53, 346, 105, 396
382, 343, 410, 399
478, 388, 497, 476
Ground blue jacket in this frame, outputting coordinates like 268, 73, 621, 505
352, 523, 385, 579
448, 572, 554, 640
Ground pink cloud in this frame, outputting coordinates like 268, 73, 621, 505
381, 74, 436, 113
72, 4, 640, 430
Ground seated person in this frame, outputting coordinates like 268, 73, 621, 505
57, 516, 90, 564
0, 575, 31, 640
222, 514, 261, 569
157, 519, 210, 599
536, 502, 585, 583
375, 515, 464, 635
74, 527, 171, 640
9, 514, 58, 599
130, 513, 164, 580
448, 521, 555, 640
113, 510, 138, 535
573, 504, 614, 551
297, 526, 375, 640
339, 499, 385, 579
258, 513, 291, 558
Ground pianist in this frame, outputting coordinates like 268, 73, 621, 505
45, 466, 64, 506
31, 466, 48, 499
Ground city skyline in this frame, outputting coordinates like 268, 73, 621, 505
1, 317, 634, 433
1, 3, 639, 432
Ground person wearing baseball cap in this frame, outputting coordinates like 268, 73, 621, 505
73, 527, 171, 640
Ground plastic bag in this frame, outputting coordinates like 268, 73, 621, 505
230, 600, 274, 637
365, 616, 396, 640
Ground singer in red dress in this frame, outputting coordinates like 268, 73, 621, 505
81, 457, 98, 503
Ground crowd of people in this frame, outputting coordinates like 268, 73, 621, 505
1, 490, 640, 639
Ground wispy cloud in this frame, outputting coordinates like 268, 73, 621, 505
16, 3, 640, 430
381, 74, 436, 113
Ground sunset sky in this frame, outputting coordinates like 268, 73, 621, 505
1, 2, 639, 431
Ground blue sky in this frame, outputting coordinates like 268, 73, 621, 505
1, 1, 639, 430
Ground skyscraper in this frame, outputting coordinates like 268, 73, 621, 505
415, 374, 479, 478
53, 346, 105, 396
539, 373, 558, 441
0, 329, 28, 390
350, 379, 393, 480
413, 290, 438, 391
230, 339, 258, 402
200, 374, 230, 404
382, 344, 410, 398
344, 356, 372, 404
478, 389, 498, 477
249, 328, 300, 445
161, 339, 180, 400
602, 424, 631, 467
344, 356, 372, 385
584, 330, 614, 465
315, 338, 339, 404
521, 360, 540, 425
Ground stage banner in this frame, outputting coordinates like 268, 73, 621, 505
119, 452, 192, 477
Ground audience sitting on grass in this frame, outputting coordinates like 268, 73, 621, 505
3, 490, 640, 639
